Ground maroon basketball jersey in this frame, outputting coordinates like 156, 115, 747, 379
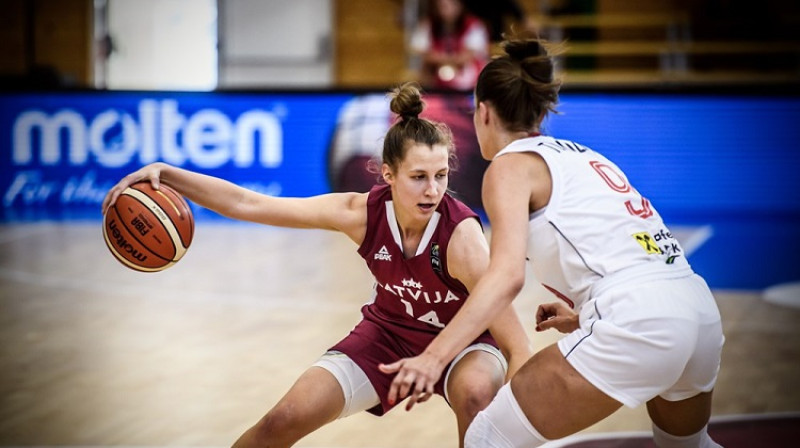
331, 184, 497, 415
358, 184, 495, 349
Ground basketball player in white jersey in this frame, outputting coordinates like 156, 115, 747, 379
102, 83, 533, 447
380, 38, 725, 447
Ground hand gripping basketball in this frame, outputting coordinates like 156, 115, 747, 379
103, 181, 194, 272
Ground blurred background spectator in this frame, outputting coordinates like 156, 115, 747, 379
462, 0, 539, 43
2, 0, 797, 91
408, 0, 489, 91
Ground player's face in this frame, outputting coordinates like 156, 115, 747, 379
384, 142, 450, 223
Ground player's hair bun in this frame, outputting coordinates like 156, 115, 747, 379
390, 82, 425, 120
503, 38, 546, 61
503, 38, 555, 84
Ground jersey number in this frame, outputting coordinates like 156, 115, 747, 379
589, 160, 653, 219
400, 299, 445, 328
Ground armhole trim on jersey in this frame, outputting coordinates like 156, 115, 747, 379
549, 221, 603, 278
356, 187, 381, 258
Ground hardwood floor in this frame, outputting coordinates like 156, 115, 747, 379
0, 223, 798, 447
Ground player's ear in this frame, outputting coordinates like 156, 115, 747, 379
477, 101, 490, 125
381, 164, 394, 184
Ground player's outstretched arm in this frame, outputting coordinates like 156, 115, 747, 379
102, 162, 368, 241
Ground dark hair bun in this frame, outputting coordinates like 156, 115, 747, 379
390, 82, 425, 120
503, 38, 546, 61
503, 37, 555, 83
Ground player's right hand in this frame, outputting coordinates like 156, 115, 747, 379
102, 163, 165, 213
379, 351, 443, 412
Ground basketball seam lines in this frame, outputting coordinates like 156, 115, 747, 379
125, 188, 186, 261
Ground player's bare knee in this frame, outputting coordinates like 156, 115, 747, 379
452, 377, 503, 420
250, 407, 298, 446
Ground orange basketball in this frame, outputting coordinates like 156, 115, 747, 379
102, 181, 194, 272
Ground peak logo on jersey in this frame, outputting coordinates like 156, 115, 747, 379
374, 245, 392, 261
633, 232, 663, 254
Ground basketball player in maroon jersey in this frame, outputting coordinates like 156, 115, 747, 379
102, 82, 532, 447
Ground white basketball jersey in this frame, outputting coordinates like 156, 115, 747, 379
495, 136, 691, 310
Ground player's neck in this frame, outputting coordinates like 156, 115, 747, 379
505, 130, 535, 147
397, 219, 425, 244
394, 212, 427, 258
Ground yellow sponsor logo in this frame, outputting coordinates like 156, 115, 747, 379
633, 232, 663, 254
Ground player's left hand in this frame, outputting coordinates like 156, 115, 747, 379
536, 301, 579, 333
379, 352, 445, 411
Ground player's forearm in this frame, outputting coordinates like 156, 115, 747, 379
157, 163, 248, 218
490, 306, 534, 381
424, 271, 524, 367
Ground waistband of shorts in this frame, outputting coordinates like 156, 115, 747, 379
591, 262, 694, 298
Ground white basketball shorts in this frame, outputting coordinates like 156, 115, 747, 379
557, 268, 725, 408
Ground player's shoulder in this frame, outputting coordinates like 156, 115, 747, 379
365, 184, 391, 205
446, 213, 489, 277
345, 191, 370, 212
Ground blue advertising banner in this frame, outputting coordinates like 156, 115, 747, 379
1, 90, 799, 290
0, 91, 354, 221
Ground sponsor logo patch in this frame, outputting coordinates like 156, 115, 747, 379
633, 231, 663, 254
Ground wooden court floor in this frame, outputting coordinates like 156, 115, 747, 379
0, 222, 798, 447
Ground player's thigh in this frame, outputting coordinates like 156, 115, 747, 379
646, 391, 714, 436
313, 351, 381, 418
510, 344, 623, 439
